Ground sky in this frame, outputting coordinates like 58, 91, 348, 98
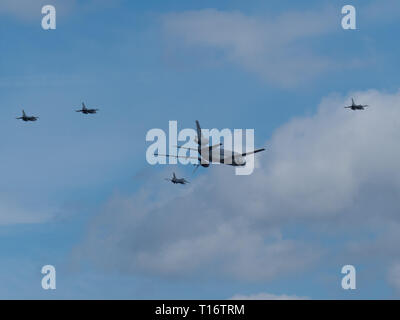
1, 0, 400, 299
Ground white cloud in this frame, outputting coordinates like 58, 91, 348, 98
76, 89, 400, 285
230, 292, 309, 300
74, 182, 319, 281
162, 8, 341, 87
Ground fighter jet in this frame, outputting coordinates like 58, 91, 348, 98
76, 102, 99, 114
165, 172, 189, 185
155, 120, 266, 172
16, 110, 39, 122
345, 98, 369, 110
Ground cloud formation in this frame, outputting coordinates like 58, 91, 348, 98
76, 89, 400, 291
75, 178, 319, 281
162, 8, 341, 87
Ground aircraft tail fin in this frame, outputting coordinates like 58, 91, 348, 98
194, 120, 209, 146
352, 98, 355, 106
173, 172, 176, 179
195, 120, 202, 145
22, 110, 26, 117
82, 102, 86, 110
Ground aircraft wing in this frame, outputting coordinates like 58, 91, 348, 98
241, 148, 265, 157
175, 146, 198, 152
154, 153, 199, 160
209, 143, 222, 150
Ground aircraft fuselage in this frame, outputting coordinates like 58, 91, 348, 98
79, 109, 97, 114
346, 105, 365, 110
172, 179, 187, 184
17, 116, 38, 122
198, 147, 246, 167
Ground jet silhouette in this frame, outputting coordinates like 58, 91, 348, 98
165, 172, 189, 185
16, 110, 39, 122
76, 102, 99, 114
345, 98, 369, 110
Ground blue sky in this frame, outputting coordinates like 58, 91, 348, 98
1, 0, 400, 299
